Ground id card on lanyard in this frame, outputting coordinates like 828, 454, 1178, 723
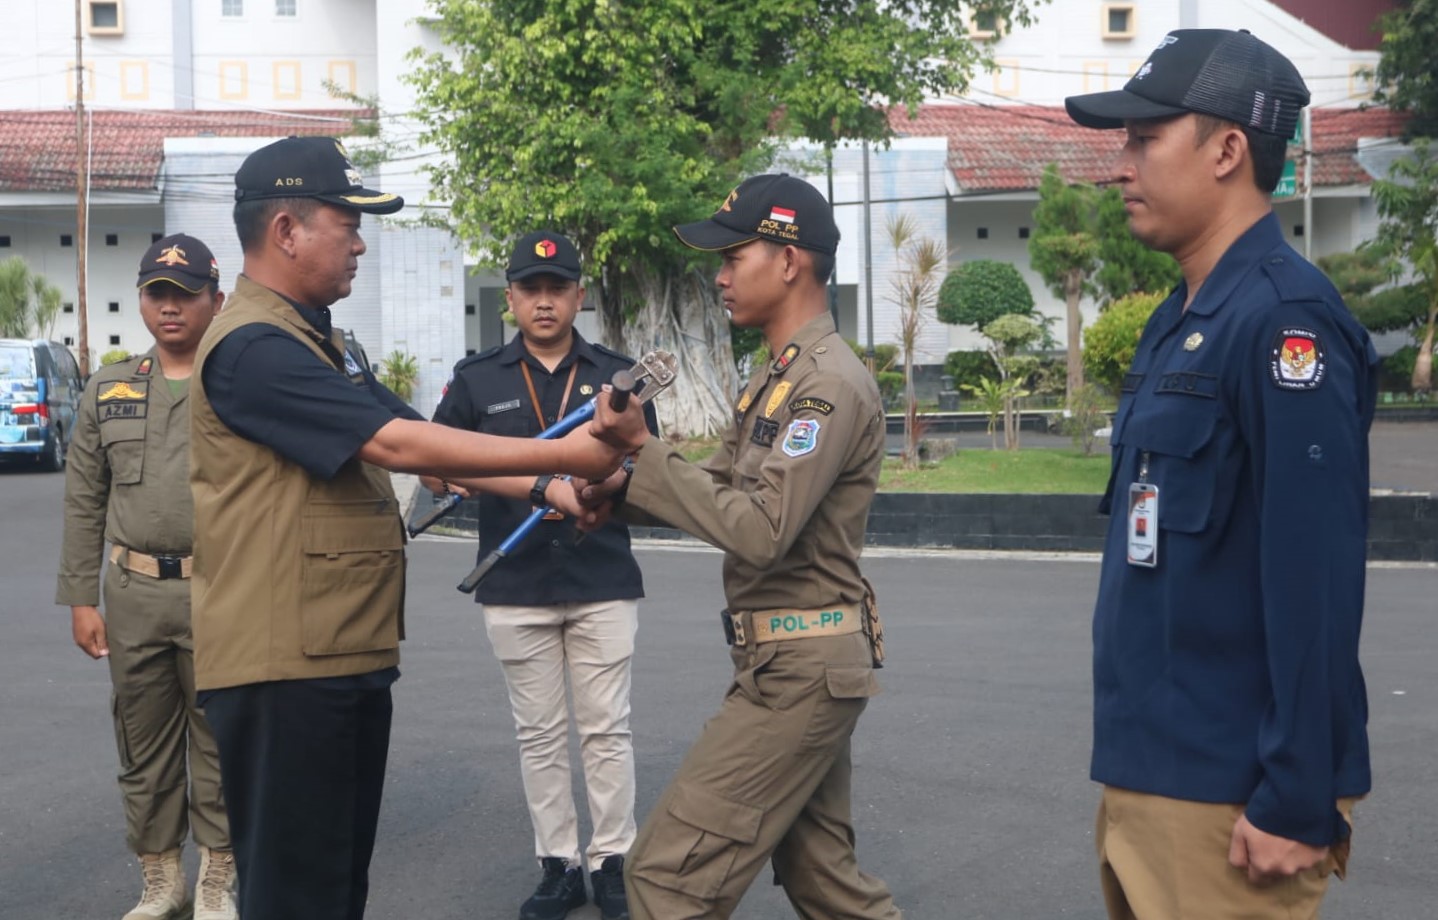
1127, 450, 1158, 568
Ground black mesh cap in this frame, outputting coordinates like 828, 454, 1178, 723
1065, 29, 1310, 137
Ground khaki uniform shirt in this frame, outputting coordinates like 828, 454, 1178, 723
625, 313, 884, 611
56, 350, 192, 606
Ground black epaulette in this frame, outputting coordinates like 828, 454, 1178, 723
453, 344, 503, 372
590, 341, 638, 365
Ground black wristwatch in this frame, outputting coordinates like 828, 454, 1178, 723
530, 474, 555, 507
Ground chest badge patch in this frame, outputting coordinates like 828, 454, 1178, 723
98, 381, 146, 401
486, 399, 521, 415
764, 381, 793, 418
781, 419, 821, 457
1270, 328, 1326, 390
1183, 332, 1203, 352
751, 417, 780, 447
580, 383, 594, 396
343, 351, 362, 377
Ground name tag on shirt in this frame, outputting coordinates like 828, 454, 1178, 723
1127, 483, 1159, 568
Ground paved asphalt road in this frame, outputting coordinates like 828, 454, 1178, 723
1, 465, 1435, 919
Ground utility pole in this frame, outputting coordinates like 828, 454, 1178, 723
862, 140, 874, 373
825, 145, 839, 333
74, 0, 91, 375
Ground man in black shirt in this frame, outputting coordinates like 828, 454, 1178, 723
426, 231, 656, 920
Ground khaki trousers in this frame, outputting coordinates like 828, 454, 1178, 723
625, 631, 900, 920
1096, 786, 1357, 920
102, 562, 228, 855
483, 599, 639, 871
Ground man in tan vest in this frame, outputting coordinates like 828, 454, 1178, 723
190, 136, 644, 920
58, 234, 237, 920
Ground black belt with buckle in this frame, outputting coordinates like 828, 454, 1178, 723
154, 555, 185, 580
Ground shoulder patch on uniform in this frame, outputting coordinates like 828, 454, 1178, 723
781, 418, 820, 457
1270, 327, 1326, 390
771, 343, 801, 374
751, 417, 779, 447
788, 396, 834, 416
135, 357, 153, 375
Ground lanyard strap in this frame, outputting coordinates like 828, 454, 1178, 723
519, 359, 579, 430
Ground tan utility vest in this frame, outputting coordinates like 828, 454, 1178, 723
190, 276, 405, 691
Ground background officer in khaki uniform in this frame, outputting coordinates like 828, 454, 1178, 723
588, 174, 902, 918
56, 234, 237, 920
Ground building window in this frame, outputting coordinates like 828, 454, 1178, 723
222, 0, 243, 15
1294, 225, 1305, 238
1348, 63, 1376, 100
1018, 227, 1030, 240
276, 0, 296, 15
273, 62, 302, 100
991, 59, 1020, 97
61, 235, 74, 247
63, 303, 75, 314
465, 303, 477, 315
109, 335, 122, 346
219, 61, 249, 100
1082, 61, 1109, 94
120, 61, 150, 101
108, 302, 120, 313
976, 227, 989, 240
1102, 4, 1136, 40
0, 235, 9, 247
64, 336, 75, 346
152, 232, 164, 243
968, 10, 1002, 39
105, 233, 119, 246
67, 63, 96, 102
87, 1, 124, 35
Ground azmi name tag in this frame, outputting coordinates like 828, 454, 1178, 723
1127, 483, 1159, 568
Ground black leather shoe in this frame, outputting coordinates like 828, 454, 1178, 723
590, 854, 630, 920
519, 857, 586, 920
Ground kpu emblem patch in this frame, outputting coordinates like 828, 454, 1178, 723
1269, 327, 1326, 390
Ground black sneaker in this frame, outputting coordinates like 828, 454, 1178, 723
590, 854, 630, 920
519, 857, 586, 920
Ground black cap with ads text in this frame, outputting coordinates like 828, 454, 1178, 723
674, 174, 840, 255
506, 230, 582, 282
234, 136, 404, 214
137, 233, 219, 293
1065, 29, 1310, 137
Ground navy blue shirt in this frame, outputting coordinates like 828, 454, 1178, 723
432, 333, 657, 606
1092, 213, 1377, 847
201, 286, 417, 692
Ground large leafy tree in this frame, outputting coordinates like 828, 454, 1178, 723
408, 0, 1039, 435
1029, 164, 1099, 405
1371, 0, 1438, 139
936, 259, 1035, 331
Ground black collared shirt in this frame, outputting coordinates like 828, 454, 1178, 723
432, 332, 657, 605
203, 293, 423, 481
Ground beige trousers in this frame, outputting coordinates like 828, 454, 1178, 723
625, 631, 900, 920
1096, 786, 1358, 920
103, 562, 228, 855
483, 599, 638, 871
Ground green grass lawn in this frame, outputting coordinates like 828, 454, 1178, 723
675, 438, 1112, 493
880, 448, 1111, 493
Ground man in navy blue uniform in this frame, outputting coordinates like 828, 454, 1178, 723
423, 231, 657, 920
1066, 30, 1377, 919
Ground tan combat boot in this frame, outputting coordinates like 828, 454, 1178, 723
122, 848, 191, 920
194, 847, 238, 920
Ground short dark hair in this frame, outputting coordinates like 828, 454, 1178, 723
1193, 114, 1290, 194
762, 241, 835, 285
233, 197, 321, 252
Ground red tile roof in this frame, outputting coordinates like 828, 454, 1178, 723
0, 109, 370, 193
888, 104, 1408, 194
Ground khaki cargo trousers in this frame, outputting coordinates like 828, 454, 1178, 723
103, 561, 228, 855
625, 627, 900, 919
